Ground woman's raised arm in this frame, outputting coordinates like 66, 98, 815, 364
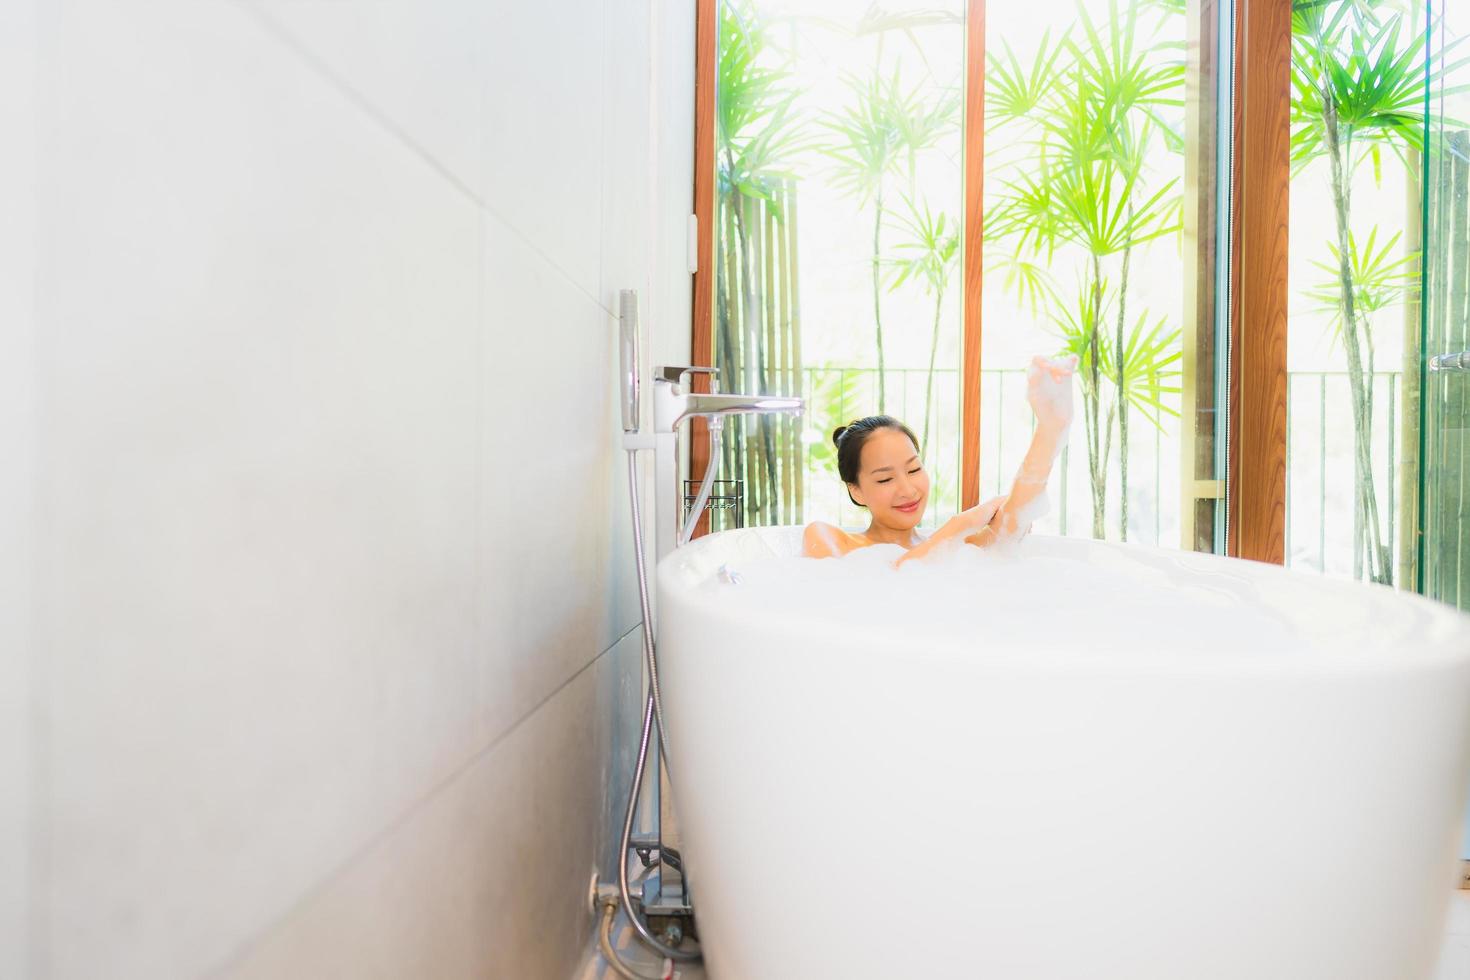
980, 355, 1076, 543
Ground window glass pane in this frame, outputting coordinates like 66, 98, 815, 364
707, 0, 1227, 541
1286, 2, 1436, 585
1422, 2, 1470, 608
981, 1, 1225, 548
710, 0, 965, 531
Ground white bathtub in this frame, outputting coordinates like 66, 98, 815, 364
656, 528, 1470, 980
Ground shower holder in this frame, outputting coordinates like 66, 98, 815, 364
640, 873, 698, 923
682, 478, 744, 531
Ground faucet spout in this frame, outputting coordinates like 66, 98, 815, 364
651, 366, 804, 432
678, 392, 804, 426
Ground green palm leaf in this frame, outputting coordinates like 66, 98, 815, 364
1103, 311, 1183, 428
1303, 225, 1420, 337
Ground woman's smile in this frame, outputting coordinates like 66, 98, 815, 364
894, 500, 921, 514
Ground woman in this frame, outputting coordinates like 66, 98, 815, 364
802, 355, 1076, 564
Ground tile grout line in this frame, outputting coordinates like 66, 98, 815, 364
18, 8, 48, 972
203, 621, 643, 979
224, 0, 618, 321
474, 200, 488, 800
18, 12, 48, 966
597, 0, 607, 299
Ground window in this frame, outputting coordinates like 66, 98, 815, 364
982, 2, 1206, 548
702, 0, 966, 532
1421, 3, 1470, 607
1285, 1, 1464, 586
696, 0, 1230, 547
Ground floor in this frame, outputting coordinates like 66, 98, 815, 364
578, 892, 1470, 980
1439, 891, 1470, 980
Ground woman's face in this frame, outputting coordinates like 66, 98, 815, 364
849, 427, 929, 530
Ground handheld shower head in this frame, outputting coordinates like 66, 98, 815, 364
619, 290, 640, 434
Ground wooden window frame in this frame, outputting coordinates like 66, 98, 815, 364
690, 0, 1290, 560
690, 0, 718, 530
1227, 0, 1290, 564
960, 3, 986, 510
690, 0, 987, 512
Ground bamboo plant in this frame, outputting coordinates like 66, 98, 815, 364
819, 68, 957, 414
714, 0, 807, 526
987, 0, 1184, 540
1289, 0, 1467, 584
887, 194, 960, 456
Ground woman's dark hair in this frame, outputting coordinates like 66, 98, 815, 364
832, 415, 920, 506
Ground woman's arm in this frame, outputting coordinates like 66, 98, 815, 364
893, 495, 1007, 567
982, 424, 1066, 541
894, 356, 1073, 564
972, 355, 1076, 546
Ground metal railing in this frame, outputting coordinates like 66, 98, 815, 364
1285, 370, 1405, 577
791, 365, 1406, 574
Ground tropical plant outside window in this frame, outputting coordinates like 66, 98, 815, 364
1286, 0, 1469, 585
981, 1, 1189, 547
711, 0, 966, 532
706, 0, 1463, 586
709, 0, 1214, 543
1423, 4, 1470, 610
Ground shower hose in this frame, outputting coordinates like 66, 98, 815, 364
605, 421, 723, 973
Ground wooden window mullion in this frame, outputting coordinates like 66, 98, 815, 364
960, 1, 987, 511
1227, 0, 1291, 563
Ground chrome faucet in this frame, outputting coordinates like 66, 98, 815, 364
610, 293, 808, 963
648, 363, 804, 558
652, 365, 804, 433
637, 364, 803, 924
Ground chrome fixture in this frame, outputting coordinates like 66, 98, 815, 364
652, 365, 804, 431
620, 290, 641, 433
1430, 350, 1470, 373
648, 365, 803, 560
638, 364, 802, 918
602, 293, 804, 974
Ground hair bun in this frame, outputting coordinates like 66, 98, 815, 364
831, 425, 849, 448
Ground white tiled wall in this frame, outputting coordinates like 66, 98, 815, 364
0, 0, 38, 976
4, 0, 693, 975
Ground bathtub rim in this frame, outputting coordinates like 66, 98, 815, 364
656, 526, 1470, 678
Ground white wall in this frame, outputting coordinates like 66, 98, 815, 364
7, 0, 694, 975
0, 0, 38, 974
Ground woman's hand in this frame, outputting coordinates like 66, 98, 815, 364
894, 495, 1008, 567
1026, 354, 1077, 434
930, 495, 1007, 544
954, 495, 1007, 536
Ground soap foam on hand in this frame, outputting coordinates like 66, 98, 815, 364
1024, 354, 1077, 460
986, 353, 1079, 539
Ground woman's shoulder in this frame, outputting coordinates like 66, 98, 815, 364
801, 521, 863, 558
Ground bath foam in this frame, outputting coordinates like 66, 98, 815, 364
677, 529, 1458, 667
705, 538, 1282, 659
